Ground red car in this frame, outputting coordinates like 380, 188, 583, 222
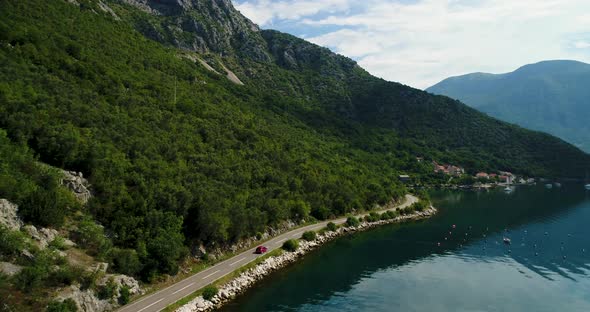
255, 246, 268, 254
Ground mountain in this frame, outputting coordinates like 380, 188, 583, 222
427, 60, 590, 152
1, 1, 590, 309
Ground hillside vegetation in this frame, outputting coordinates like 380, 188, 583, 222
427, 60, 590, 153
1, 1, 589, 303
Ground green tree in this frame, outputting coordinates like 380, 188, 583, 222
46, 299, 78, 312
119, 286, 131, 305
202, 285, 218, 301
111, 248, 142, 276
346, 216, 360, 227
282, 239, 299, 252
0, 225, 26, 259
301, 231, 316, 241
326, 222, 337, 232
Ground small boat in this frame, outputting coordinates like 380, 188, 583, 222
503, 237, 512, 245
554, 182, 562, 188
545, 183, 553, 189
504, 176, 513, 193
585, 184, 590, 190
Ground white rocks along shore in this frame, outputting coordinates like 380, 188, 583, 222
176, 206, 437, 312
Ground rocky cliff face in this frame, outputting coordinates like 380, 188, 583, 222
119, 0, 271, 62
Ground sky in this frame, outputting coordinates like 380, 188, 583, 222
232, 0, 590, 89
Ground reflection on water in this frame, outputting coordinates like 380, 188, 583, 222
221, 185, 590, 312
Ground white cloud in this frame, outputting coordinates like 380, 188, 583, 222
574, 41, 590, 49
234, 0, 590, 89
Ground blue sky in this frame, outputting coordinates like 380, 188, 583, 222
232, 0, 590, 89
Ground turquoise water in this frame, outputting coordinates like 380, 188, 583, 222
220, 185, 590, 312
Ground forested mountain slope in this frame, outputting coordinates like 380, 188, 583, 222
427, 60, 590, 152
1, 0, 589, 294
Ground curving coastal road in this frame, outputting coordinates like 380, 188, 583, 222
117, 195, 418, 312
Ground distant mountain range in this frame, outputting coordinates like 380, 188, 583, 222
427, 60, 590, 153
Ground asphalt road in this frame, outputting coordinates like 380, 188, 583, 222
117, 194, 418, 312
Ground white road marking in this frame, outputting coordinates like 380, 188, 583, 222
172, 283, 195, 295
230, 257, 247, 266
202, 270, 220, 280
136, 298, 163, 312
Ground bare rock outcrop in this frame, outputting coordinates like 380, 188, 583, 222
23, 225, 59, 249
0, 199, 22, 231
0, 262, 23, 277
121, 0, 271, 63
98, 1, 121, 20
61, 170, 92, 205
98, 274, 143, 297
57, 274, 142, 312
57, 285, 115, 312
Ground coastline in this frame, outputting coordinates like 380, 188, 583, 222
175, 205, 438, 312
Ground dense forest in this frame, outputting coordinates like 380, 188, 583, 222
1, 0, 589, 287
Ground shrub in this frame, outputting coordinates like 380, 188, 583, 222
14, 265, 48, 293
79, 270, 100, 290
111, 248, 141, 276
19, 173, 78, 228
365, 212, 380, 222
412, 201, 428, 212
118, 285, 131, 305
202, 285, 218, 301
301, 231, 316, 241
346, 216, 360, 227
75, 218, 112, 259
255, 232, 263, 240
49, 236, 68, 251
0, 225, 26, 259
326, 222, 337, 232
97, 278, 118, 300
46, 299, 78, 312
282, 239, 299, 252
388, 211, 399, 219
48, 265, 83, 287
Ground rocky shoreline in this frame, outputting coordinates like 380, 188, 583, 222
176, 206, 437, 312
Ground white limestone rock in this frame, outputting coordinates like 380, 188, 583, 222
61, 170, 92, 205
57, 285, 114, 312
0, 262, 23, 277
0, 199, 22, 231
98, 274, 143, 297
24, 225, 59, 249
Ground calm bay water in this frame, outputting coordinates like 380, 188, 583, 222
220, 185, 590, 312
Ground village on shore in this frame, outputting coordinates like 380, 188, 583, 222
399, 158, 538, 190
